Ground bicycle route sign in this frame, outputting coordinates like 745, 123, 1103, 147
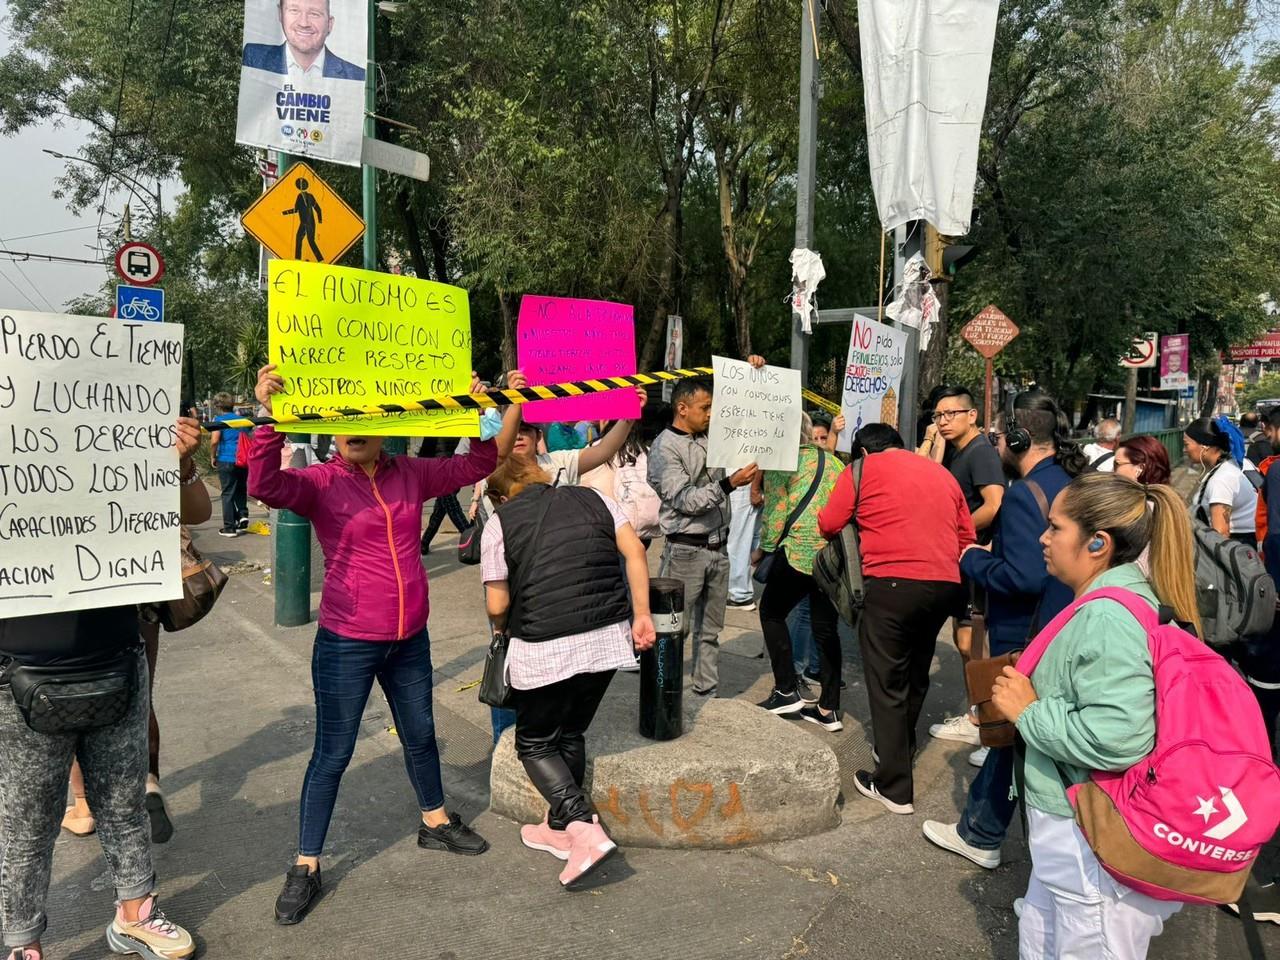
240, 161, 364, 264
116, 284, 165, 323
113, 241, 165, 286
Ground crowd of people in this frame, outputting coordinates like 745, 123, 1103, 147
3, 353, 1279, 960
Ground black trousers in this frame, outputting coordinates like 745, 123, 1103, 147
859, 577, 961, 805
421, 495, 470, 549
513, 670, 615, 829
759, 552, 842, 711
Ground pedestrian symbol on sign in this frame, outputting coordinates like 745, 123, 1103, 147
283, 177, 324, 261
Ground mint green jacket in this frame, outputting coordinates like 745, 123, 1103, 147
1015, 563, 1157, 818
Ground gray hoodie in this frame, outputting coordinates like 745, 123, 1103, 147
647, 427, 734, 538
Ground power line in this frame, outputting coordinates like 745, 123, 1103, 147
0, 234, 57, 312
0, 265, 38, 310
0, 249, 109, 266
93, 0, 138, 252
3, 222, 115, 242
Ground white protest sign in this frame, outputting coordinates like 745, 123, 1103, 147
837, 315, 908, 452
0, 311, 185, 617
706, 355, 801, 473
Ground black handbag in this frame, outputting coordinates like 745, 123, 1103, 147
754, 451, 827, 585
812, 459, 865, 625
477, 630, 512, 708
477, 490, 556, 708
3, 647, 139, 735
458, 510, 485, 565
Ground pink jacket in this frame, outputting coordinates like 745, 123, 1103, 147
248, 427, 497, 641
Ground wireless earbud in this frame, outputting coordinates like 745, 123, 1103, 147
1088, 537, 1105, 553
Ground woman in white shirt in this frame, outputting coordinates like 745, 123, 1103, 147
1184, 417, 1258, 544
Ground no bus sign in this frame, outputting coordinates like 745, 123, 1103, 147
114, 241, 165, 286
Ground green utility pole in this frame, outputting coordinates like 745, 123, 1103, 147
272, 148, 314, 628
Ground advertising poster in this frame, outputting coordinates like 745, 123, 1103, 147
1160, 335, 1189, 390
236, 0, 367, 166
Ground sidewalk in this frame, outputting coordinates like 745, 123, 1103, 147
37, 487, 1275, 959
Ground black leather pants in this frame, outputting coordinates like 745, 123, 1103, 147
513, 670, 615, 829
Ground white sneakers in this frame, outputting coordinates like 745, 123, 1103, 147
968, 746, 990, 768
929, 714, 982, 746
921, 820, 1001, 870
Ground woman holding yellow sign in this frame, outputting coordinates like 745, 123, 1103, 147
249, 363, 502, 926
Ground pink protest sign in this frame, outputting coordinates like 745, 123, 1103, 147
517, 295, 640, 423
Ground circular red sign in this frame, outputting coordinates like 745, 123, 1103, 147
114, 241, 165, 286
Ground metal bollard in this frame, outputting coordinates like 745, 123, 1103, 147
639, 578, 685, 741
273, 507, 312, 627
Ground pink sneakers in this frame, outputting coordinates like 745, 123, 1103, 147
520, 820, 573, 860
558, 820, 617, 888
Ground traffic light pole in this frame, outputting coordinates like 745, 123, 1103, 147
272, 148, 314, 628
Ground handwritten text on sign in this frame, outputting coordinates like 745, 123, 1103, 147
837, 316, 907, 453
0, 311, 184, 617
268, 261, 478, 436
517, 296, 639, 423
706, 356, 801, 473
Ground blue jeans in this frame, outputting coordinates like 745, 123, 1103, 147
789, 597, 820, 675
490, 707, 517, 745
299, 627, 445, 856
727, 485, 760, 603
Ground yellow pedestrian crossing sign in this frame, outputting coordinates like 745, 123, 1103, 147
241, 162, 364, 264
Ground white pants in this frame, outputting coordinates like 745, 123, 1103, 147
726, 485, 761, 603
1020, 809, 1181, 960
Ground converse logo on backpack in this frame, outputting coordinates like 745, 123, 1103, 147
1199, 786, 1249, 841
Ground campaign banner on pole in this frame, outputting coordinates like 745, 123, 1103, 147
0, 311, 184, 617
517, 296, 640, 424
837, 315, 908, 453
1160, 335, 1189, 390
236, 0, 366, 166
706, 356, 801, 473
267, 261, 478, 436
662, 314, 683, 403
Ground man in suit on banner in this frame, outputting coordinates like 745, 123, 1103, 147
243, 0, 365, 82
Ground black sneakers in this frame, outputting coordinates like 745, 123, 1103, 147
799, 704, 843, 732
853, 770, 914, 815
275, 865, 321, 925
418, 813, 490, 856
757, 689, 804, 715
1227, 882, 1280, 924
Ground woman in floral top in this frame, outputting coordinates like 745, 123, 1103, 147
751, 414, 843, 728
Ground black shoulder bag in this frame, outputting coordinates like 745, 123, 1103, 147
753, 451, 826, 585
478, 491, 557, 708
813, 458, 865, 626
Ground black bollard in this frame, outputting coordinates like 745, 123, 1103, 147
639, 577, 685, 740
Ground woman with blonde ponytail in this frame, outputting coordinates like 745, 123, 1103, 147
989, 473, 1194, 959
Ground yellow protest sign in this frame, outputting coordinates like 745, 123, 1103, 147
267, 261, 479, 437
242, 162, 364, 264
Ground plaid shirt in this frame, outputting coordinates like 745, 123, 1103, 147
480, 490, 636, 690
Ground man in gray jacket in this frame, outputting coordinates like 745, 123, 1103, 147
649, 373, 759, 696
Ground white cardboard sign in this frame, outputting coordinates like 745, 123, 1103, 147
706, 355, 801, 473
0, 311, 185, 617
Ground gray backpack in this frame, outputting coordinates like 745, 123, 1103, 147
1190, 522, 1275, 649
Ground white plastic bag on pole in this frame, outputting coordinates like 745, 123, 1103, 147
858, 0, 999, 235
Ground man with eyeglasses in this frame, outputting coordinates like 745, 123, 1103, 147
919, 388, 1006, 734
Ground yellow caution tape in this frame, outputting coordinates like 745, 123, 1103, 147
205, 366, 717, 431
206, 365, 845, 430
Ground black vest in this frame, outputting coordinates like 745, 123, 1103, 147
498, 485, 631, 643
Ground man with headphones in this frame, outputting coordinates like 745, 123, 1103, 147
922, 392, 1085, 870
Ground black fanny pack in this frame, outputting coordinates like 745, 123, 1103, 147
1, 647, 139, 734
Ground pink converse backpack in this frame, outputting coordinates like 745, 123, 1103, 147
1018, 586, 1280, 904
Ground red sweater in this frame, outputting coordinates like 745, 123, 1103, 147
818, 448, 975, 583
